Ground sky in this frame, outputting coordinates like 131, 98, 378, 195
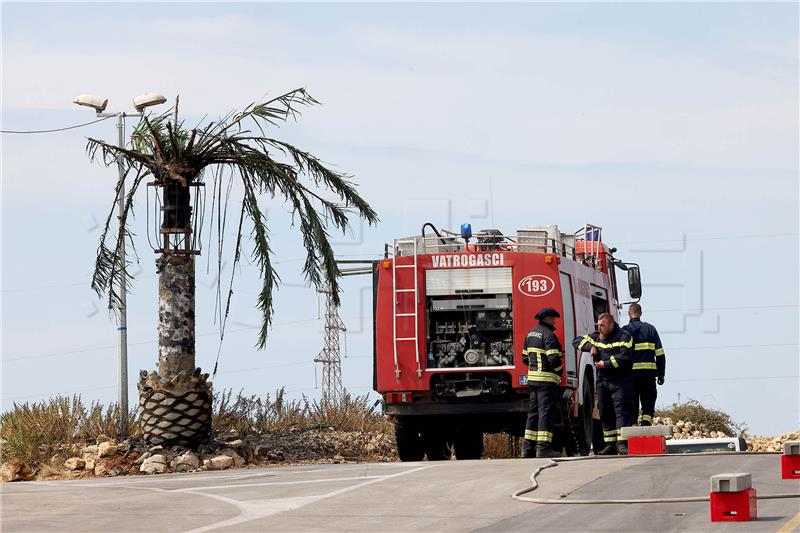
1, 2, 798, 436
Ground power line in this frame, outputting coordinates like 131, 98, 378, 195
2, 318, 320, 362
616, 232, 799, 245
0, 115, 115, 134
670, 375, 799, 383
647, 304, 799, 313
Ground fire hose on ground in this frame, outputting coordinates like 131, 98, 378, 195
512, 452, 800, 504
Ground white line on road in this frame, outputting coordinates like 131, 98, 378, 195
177, 465, 434, 533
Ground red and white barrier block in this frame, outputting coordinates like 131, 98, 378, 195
620, 425, 672, 455
782, 441, 800, 480
709, 472, 757, 522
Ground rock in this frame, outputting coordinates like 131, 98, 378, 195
95, 464, 109, 477
148, 445, 164, 453
1, 460, 34, 482
85, 458, 96, 471
171, 451, 200, 472
98, 442, 118, 458
64, 457, 85, 471
133, 452, 152, 465
204, 455, 233, 470
227, 439, 244, 447
80, 445, 98, 455
676, 421, 685, 428
220, 431, 240, 442
220, 449, 245, 468
139, 454, 167, 475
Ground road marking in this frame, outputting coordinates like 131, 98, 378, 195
174, 474, 390, 492
778, 512, 800, 533
179, 465, 434, 533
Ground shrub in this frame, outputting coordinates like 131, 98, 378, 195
655, 399, 743, 436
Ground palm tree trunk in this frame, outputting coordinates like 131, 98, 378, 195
138, 183, 212, 448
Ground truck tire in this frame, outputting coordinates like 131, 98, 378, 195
394, 416, 425, 462
454, 430, 484, 460
571, 372, 594, 456
421, 424, 453, 461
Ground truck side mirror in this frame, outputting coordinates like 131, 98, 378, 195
628, 266, 642, 300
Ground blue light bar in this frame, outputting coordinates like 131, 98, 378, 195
460, 223, 472, 240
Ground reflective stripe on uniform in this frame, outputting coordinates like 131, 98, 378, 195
524, 429, 553, 442
527, 371, 561, 384
593, 339, 633, 349
553, 365, 563, 372
578, 336, 594, 350
545, 349, 562, 356
609, 356, 619, 368
632, 362, 657, 371
640, 414, 653, 423
634, 342, 656, 351
655, 348, 665, 356
524, 347, 546, 354
603, 429, 619, 443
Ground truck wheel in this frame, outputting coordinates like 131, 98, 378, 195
573, 373, 595, 455
454, 430, 484, 460
592, 418, 605, 454
421, 425, 453, 461
394, 416, 425, 462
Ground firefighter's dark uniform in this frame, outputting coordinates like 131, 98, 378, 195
522, 313, 564, 458
573, 324, 635, 453
623, 318, 666, 426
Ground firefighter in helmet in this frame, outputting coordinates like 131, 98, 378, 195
622, 303, 666, 426
522, 307, 564, 459
573, 313, 636, 455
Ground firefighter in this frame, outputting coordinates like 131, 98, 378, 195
572, 313, 635, 455
521, 307, 564, 459
622, 303, 666, 426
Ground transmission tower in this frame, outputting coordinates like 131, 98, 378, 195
314, 283, 346, 405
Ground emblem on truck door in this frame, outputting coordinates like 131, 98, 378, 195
518, 274, 555, 297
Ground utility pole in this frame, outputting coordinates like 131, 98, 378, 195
74, 93, 166, 437
314, 283, 346, 406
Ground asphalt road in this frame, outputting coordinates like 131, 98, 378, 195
2, 454, 799, 532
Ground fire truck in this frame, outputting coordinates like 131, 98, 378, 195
355, 223, 641, 461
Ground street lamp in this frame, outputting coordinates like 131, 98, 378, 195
74, 92, 166, 437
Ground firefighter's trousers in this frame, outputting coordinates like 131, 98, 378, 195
633, 374, 657, 425
597, 375, 636, 446
522, 382, 560, 457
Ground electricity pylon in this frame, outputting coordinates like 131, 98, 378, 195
314, 283, 346, 405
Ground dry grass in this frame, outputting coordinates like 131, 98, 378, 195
212, 388, 390, 436
655, 399, 743, 436
483, 433, 520, 459
0, 396, 138, 465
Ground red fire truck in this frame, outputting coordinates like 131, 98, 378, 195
362, 223, 641, 460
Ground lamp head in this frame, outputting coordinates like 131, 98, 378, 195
133, 93, 167, 112
73, 94, 108, 113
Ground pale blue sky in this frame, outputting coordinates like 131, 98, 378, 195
2, 2, 798, 435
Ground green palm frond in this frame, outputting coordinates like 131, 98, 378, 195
85, 87, 378, 348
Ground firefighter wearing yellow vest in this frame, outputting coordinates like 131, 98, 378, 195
521, 307, 563, 459
573, 313, 636, 455
622, 303, 666, 426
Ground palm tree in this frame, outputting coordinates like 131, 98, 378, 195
86, 88, 378, 446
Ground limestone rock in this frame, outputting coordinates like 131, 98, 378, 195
1, 460, 34, 482
220, 449, 245, 468
80, 445, 98, 455
139, 454, 167, 475
204, 455, 233, 470
64, 457, 85, 471
95, 464, 109, 477
98, 442, 118, 458
171, 451, 200, 472
84, 458, 96, 471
